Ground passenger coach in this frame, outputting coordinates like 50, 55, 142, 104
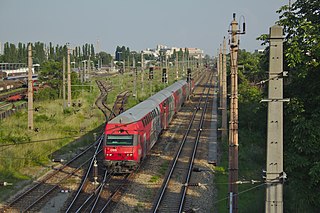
104, 80, 191, 173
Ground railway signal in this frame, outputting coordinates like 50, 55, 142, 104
162, 68, 168, 84
0, 182, 13, 186
187, 68, 192, 83
93, 159, 99, 185
149, 67, 154, 80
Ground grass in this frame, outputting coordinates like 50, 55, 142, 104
133, 202, 145, 212
159, 160, 169, 175
0, 67, 192, 202
149, 175, 160, 183
215, 129, 266, 213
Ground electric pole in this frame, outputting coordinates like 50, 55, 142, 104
265, 25, 286, 213
219, 45, 223, 109
141, 51, 144, 92
133, 55, 137, 98
88, 55, 91, 81
182, 50, 185, 76
165, 54, 169, 83
27, 43, 33, 130
222, 36, 228, 140
63, 57, 66, 109
176, 51, 179, 80
67, 46, 72, 107
228, 13, 245, 213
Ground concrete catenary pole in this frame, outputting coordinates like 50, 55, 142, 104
67, 47, 72, 107
133, 55, 137, 98
27, 43, 33, 130
229, 13, 239, 213
222, 37, 228, 140
182, 50, 185, 76
176, 51, 179, 80
219, 45, 223, 109
141, 51, 144, 92
265, 25, 285, 213
63, 57, 66, 109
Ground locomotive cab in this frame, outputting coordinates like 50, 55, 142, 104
104, 134, 141, 173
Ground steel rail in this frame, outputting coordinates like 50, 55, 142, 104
151, 74, 211, 212
89, 170, 113, 213
178, 74, 213, 212
23, 155, 94, 213
1, 135, 103, 212
98, 173, 131, 213
65, 137, 104, 213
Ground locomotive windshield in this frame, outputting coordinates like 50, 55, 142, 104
106, 135, 133, 146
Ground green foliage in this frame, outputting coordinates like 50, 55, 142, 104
34, 114, 51, 122
39, 60, 62, 89
34, 87, 59, 101
0, 131, 31, 145
216, 50, 266, 212
149, 175, 160, 183
275, 0, 320, 211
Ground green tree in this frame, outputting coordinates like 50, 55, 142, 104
275, 0, 320, 211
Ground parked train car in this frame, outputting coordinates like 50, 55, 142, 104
104, 79, 193, 173
0, 80, 25, 92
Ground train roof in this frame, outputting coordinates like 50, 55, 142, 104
163, 80, 186, 94
149, 80, 186, 103
109, 99, 158, 124
108, 80, 188, 124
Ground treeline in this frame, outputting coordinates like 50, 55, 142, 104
0, 42, 113, 66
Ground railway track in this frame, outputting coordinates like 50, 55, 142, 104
63, 139, 104, 213
95, 80, 113, 119
110, 90, 130, 119
0, 136, 104, 213
151, 72, 213, 213
63, 88, 131, 212
62, 149, 138, 213
95, 80, 130, 120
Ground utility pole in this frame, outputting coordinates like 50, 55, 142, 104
228, 13, 245, 213
133, 55, 137, 98
141, 51, 144, 92
88, 55, 91, 81
27, 43, 33, 130
176, 51, 179, 80
63, 57, 66, 109
67, 47, 72, 107
165, 54, 169, 83
222, 37, 228, 140
182, 50, 185, 76
219, 45, 223, 109
265, 25, 286, 213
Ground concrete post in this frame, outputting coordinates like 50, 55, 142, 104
229, 13, 239, 213
222, 37, 228, 140
67, 47, 72, 107
27, 43, 33, 130
265, 25, 284, 213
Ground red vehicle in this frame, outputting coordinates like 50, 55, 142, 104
104, 79, 193, 173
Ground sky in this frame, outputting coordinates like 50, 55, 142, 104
0, 0, 288, 56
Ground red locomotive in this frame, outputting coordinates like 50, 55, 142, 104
104, 79, 193, 173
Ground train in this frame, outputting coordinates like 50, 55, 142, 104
103, 79, 194, 173
0, 80, 25, 92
